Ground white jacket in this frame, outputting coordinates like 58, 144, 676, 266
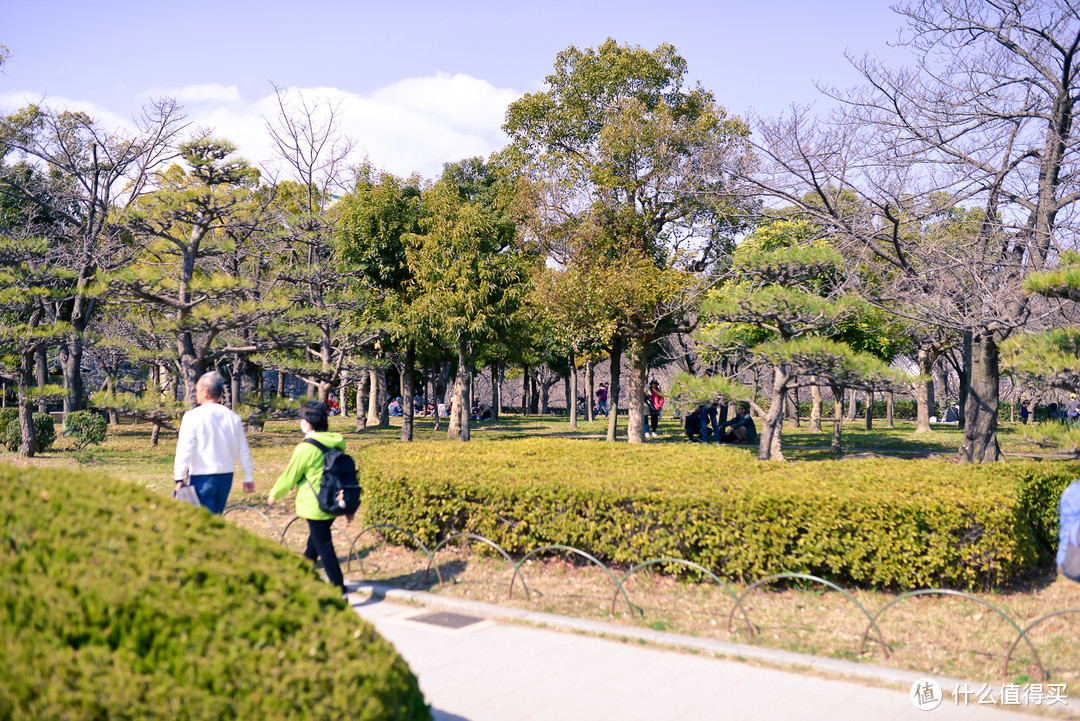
173, 402, 255, 483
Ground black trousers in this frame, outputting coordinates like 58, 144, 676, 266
649, 412, 660, 432
304, 518, 345, 591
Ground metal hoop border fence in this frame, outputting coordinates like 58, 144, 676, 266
223, 507, 1079, 681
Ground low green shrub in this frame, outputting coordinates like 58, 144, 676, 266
0, 465, 429, 721
64, 410, 109, 450
358, 438, 1075, 591
0, 410, 56, 452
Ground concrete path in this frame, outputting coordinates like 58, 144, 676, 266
348, 589, 1063, 721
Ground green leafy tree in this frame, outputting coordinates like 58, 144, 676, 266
108, 138, 283, 406
406, 158, 533, 441
692, 242, 902, 460
0, 100, 186, 413
0, 236, 69, 455
337, 166, 426, 440
505, 39, 756, 443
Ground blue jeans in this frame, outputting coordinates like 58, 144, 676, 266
700, 406, 719, 442
597, 400, 609, 417
190, 472, 234, 514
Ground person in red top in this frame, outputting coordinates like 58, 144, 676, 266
646, 380, 665, 438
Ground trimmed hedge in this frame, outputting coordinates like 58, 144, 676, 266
0, 465, 430, 721
359, 438, 1076, 591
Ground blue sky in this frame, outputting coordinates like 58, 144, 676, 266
2, 0, 911, 180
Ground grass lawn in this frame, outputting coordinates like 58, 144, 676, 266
5, 410, 1080, 692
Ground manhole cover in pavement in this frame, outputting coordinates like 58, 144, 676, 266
409, 611, 484, 629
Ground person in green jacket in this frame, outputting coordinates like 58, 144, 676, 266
267, 401, 352, 595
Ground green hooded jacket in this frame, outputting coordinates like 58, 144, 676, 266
269, 432, 346, 521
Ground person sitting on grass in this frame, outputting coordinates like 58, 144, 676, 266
718, 403, 758, 445
267, 401, 353, 597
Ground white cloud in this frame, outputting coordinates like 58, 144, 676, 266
142, 84, 242, 106
1, 74, 523, 182
190, 74, 521, 181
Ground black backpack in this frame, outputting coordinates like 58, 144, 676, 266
303, 439, 361, 516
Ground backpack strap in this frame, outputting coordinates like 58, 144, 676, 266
301, 438, 330, 502
304, 438, 328, 454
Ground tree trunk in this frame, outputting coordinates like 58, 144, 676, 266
366, 369, 379, 426
277, 370, 286, 398
845, 387, 858, 421
17, 348, 38, 457
448, 364, 461, 440
758, 366, 788, 461
808, 377, 822, 432
933, 360, 947, 417
886, 391, 895, 429
529, 371, 540, 415
915, 346, 937, 433
865, 390, 874, 430
150, 422, 161, 446
627, 339, 648, 444
958, 333, 1003, 463
231, 356, 243, 410
829, 384, 844, 453
448, 338, 471, 441
568, 355, 578, 431
958, 331, 972, 431
430, 364, 441, 432
490, 362, 500, 422
401, 343, 415, 442
62, 336, 85, 414
521, 364, 530, 415
103, 376, 119, 425
35, 346, 47, 413
786, 382, 800, 428
355, 378, 367, 432
606, 337, 624, 442
585, 360, 595, 423
378, 369, 389, 427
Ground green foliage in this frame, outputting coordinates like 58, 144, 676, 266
0, 410, 55, 452
63, 410, 108, 451
359, 438, 1071, 590
1024, 251, 1080, 302
0, 464, 429, 720
407, 158, 533, 348
90, 391, 182, 427
1001, 327, 1080, 392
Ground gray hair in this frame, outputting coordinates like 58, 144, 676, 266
197, 371, 225, 400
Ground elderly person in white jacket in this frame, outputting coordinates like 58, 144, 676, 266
173, 371, 255, 513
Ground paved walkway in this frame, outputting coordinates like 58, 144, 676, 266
348, 586, 1065, 721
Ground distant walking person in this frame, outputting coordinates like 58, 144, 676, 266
267, 401, 353, 595
596, 383, 609, 417
173, 371, 255, 514
646, 380, 665, 437
1067, 393, 1080, 426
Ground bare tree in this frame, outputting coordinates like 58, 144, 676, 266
746, 0, 1080, 462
